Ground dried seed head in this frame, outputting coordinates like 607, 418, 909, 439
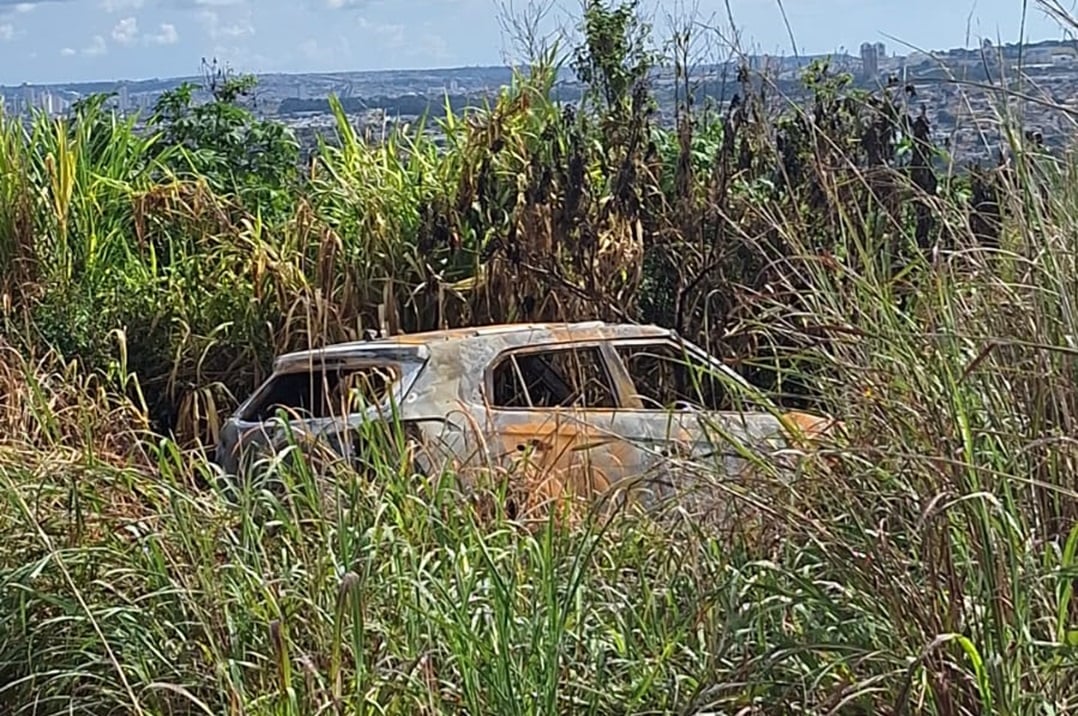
268, 619, 284, 656
298, 652, 317, 676
338, 570, 361, 601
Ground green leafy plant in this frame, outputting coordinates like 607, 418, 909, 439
150, 58, 300, 217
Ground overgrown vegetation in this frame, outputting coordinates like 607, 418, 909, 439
1, 0, 1077, 713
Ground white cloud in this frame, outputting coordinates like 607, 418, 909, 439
147, 22, 178, 45
13, 3, 35, 13
100, 0, 144, 11
111, 16, 138, 44
357, 16, 404, 48
0, 23, 12, 41
83, 34, 107, 56
60, 46, 75, 56
197, 8, 252, 40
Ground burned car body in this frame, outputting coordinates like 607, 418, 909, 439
215, 322, 837, 507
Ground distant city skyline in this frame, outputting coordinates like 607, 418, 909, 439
0, 0, 1072, 85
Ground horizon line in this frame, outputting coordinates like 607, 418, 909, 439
2, 33, 1073, 89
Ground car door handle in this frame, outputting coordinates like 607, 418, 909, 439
659, 442, 691, 458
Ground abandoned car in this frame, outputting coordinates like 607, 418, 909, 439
214, 322, 838, 507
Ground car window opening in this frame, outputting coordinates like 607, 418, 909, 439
617, 342, 733, 411
241, 364, 397, 422
491, 346, 618, 409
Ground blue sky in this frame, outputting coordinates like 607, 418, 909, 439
0, 0, 1069, 84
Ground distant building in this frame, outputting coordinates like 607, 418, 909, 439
1050, 47, 1077, 64
860, 42, 880, 78
31, 90, 65, 116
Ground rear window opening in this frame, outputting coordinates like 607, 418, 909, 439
240, 364, 398, 422
616, 341, 735, 411
490, 345, 619, 409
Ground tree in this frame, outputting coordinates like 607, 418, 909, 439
570, 0, 657, 124
149, 58, 299, 215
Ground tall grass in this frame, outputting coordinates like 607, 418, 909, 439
1, 3, 1078, 713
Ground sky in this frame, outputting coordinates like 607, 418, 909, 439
0, 0, 1070, 85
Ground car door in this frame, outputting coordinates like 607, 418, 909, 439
216, 350, 426, 478
600, 337, 786, 509
481, 341, 652, 515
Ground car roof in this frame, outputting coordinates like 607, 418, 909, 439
273, 321, 677, 369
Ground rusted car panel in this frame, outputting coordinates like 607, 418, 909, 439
215, 322, 838, 508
